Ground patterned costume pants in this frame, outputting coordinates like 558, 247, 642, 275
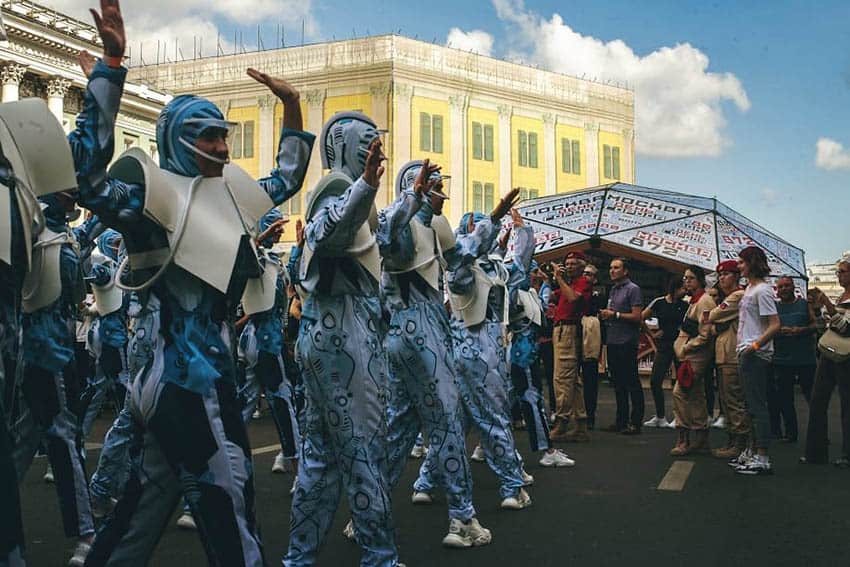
384, 303, 476, 521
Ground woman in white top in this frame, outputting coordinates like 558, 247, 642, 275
802, 254, 850, 467
731, 246, 780, 475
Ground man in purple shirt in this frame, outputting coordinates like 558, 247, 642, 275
599, 257, 645, 434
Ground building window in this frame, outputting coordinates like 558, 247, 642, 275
518, 130, 527, 167
603, 144, 621, 179
561, 138, 581, 174
472, 122, 494, 161
471, 181, 495, 212
519, 187, 539, 201
528, 132, 538, 168
483, 124, 494, 161
419, 112, 444, 153
230, 121, 255, 159
472, 122, 483, 160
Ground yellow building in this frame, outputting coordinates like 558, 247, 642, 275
130, 35, 634, 240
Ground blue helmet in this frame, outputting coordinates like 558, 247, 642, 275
257, 207, 284, 249
97, 229, 123, 262
156, 95, 236, 177
456, 212, 488, 236
320, 111, 380, 180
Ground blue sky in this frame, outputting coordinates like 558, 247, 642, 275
48, 0, 850, 263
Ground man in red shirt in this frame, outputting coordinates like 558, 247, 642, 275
549, 251, 593, 442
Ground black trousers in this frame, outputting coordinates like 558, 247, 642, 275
582, 359, 599, 424
607, 342, 645, 428
538, 340, 555, 413
804, 357, 850, 462
772, 364, 816, 440
649, 346, 676, 418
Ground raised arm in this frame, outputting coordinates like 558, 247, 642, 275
377, 160, 437, 264
248, 69, 315, 206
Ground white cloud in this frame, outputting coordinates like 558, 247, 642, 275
41, 0, 317, 64
815, 137, 850, 170
446, 28, 494, 56
491, 0, 750, 158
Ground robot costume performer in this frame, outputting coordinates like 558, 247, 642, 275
71, 59, 314, 566
506, 239, 553, 455
1, 98, 77, 567
79, 229, 129, 439
380, 160, 493, 544
284, 112, 399, 567
415, 213, 528, 507
237, 207, 301, 468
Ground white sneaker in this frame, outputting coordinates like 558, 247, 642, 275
91, 495, 117, 519
666, 418, 678, 429
252, 408, 262, 420
411, 491, 433, 504
442, 517, 492, 548
289, 476, 298, 495
734, 455, 773, 476
539, 449, 575, 468
409, 444, 427, 459
342, 519, 355, 540
272, 452, 286, 473
176, 511, 197, 530
727, 447, 753, 469
470, 445, 485, 462
44, 464, 54, 484
711, 415, 727, 429
643, 415, 664, 428
521, 468, 535, 486
500, 488, 532, 510
67, 540, 91, 567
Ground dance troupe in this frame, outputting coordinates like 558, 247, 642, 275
0, 2, 577, 566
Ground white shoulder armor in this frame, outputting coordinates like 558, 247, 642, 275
385, 218, 441, 291
109, 148, 273, 293
431, 214, 456, 255
514, 289, 543, 326
242, 255, 278, 316
449, 258, 509, 328
0, 99, 76, 269
21, 227, 69, 313
92, 265, 123, 316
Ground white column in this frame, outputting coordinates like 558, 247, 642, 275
448, 94, 468, 224
584, 121, 600, 187
392, 83, 412, 204
46, 77, 72, 127
303, 89, 326, 194
1, 63, 27, 103
622, 128, 635, 183
370, 82, 391, 207
543, 113, 556, 195
257, 94, 275, 175
497, 104, 512, 194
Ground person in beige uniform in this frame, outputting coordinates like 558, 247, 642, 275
708, 260, 750, 459
671, 266, 717, 456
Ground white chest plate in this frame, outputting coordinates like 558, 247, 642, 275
21, 227, 68, 313
242, 255, 279, 316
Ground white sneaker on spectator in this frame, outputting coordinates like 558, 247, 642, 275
442, 517, 492, 548
272, 451, 286, 473
176, 511, 197, 530
67, 540, 91, 567
539, 449, 575, 467
500, 488, 532, 510
409, 444, 427, 459
711, 415, 727, 429
470, 445, 485, 462
735, 455, 772, 475
44, 463, 54, 484
521, 468, 535, 485
643, 416, 665, 428
411, 491, 434, 504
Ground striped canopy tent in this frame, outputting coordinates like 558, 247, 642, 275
514, 182, 806, 285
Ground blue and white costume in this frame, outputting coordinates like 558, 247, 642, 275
13, 203, 101, 542
1, 97, 75, 566
73, 61, 314, 567
381, 162, 491, 527
284, 112, 399, 567
416, 213, 526, 503
506, 233, 552, 453
237, 208, 300, 463
79, 230, 129, 439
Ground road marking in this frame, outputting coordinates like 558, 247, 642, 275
657, 461, 695, 492
252, 444, 280, 456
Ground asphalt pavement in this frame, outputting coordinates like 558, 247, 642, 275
18, 383, 850, 566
